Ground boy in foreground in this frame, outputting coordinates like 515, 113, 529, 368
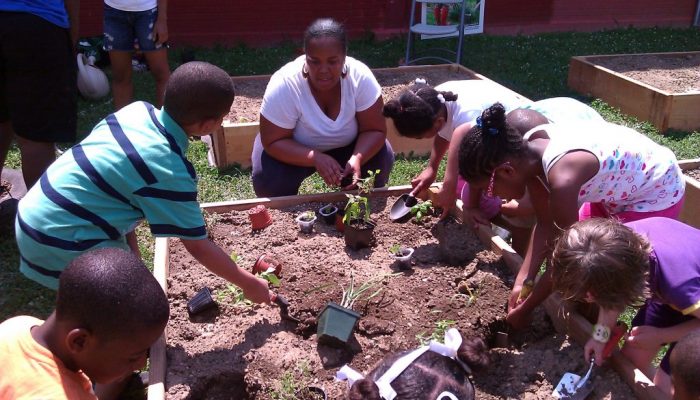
15, 61, 271, 303
0, 248, 169, 399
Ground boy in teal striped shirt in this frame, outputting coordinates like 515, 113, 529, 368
16, 61, 271, 304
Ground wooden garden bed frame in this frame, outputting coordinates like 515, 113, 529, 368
209, 64, 529, 168
568, 51, 700, 133
146, 184, 673, 400
679, 158, 700, 230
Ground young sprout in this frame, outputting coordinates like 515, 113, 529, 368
410, 200, 433, 222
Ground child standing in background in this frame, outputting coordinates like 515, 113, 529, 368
551, 217, 700, 396
104, 0, 170, 109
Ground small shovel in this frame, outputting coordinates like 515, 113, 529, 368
273, 294, 300, 323
552, 322, 627, 399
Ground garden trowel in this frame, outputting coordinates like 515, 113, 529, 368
552, 322, 627, 399
273, 294, 300, 323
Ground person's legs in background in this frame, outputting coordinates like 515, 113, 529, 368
137, 7, 170, 108
104, 4, 135, 110
1, 12, 76, 189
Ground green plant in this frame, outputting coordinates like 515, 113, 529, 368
214, 283, 252, 307
270, 360, 318, 400
229, 251, 240, 264
410, 200, 433, 222
453, 283, 479, 306
258, 269, 280, 286
299, 210, 315, 221
415, 319, 456, 345
389, 243, 401, 255
343, 169, 380, 225
339, 271, 396, 310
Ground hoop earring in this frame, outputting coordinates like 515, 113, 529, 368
302, 64, 309, 79
341, 63, 348, 79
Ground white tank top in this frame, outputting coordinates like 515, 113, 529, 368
105, 0, 157, 12
524, 122, 684, 213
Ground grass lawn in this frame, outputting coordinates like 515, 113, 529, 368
2, 26, 699, 329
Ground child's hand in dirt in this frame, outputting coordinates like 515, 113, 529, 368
626, 325, 663, 350
506, 302, 532, 330
584, 338, 606, 366
434, 185, 457, 220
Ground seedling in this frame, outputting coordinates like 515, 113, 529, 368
339, 271, 396, 310
410, 200, 433, 222
214, 283, 252, 307
343, 169, 380, 226
230, 251, 240, 264
415, 319, 456, 345
299, 210, 315, 222
389, 243, 412, 257
258, 269, 281, 286
270, 360, 322, 400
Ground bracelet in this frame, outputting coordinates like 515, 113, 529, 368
592, 324, 611, 343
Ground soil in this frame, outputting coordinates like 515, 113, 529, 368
591, 53, 700, 94
164, 196, 634, 399
684, 167, 700, 181
227, 68, 475, 123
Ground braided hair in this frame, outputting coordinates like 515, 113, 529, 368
458, 103, 525, 181
347, 336, 489, 400
383, 82, 458, 138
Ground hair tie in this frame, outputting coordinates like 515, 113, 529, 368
476, 116, 499, 135
437, 93, 445, 104
414, 77, 427, 84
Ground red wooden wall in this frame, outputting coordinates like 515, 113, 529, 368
78, 0, 697, 46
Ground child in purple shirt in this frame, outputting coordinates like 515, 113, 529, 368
551, 217, 700, 396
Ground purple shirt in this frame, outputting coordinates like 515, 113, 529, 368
626, 217, 700, 315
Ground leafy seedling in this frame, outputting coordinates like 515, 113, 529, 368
343, 169, 380, 227
416, 319, 456, 345
299, 210, 315, 222
214, 283, 252, 307
230, 251, 240, 264
410, 200, 433, 222
258, 269, 281, 286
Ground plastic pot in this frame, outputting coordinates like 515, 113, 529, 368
187, 287, 217, 315
344, 220, 376, 250
248, 205, 272, 230
318, 204, 338, 225
295, 386, 327, 400
295, 213, 317, 234
317, 302, 361, 346
252, 254, 283, 277
392, 246, 415, 269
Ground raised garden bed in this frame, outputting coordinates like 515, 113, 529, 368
146, 187, 645, 400
209, 64, 529, 168
679, 158, 700, 230
568, 51, 700, 133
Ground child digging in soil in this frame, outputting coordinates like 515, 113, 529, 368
670, 330, 700, 400
383, 79, 527, 218
15, 61, 272, 304
0, 248, 169, 399
457, 103, 685, 330
337, 329, 489, 400
551, 217, 700, 396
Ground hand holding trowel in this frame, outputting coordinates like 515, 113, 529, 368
552, 322, 627, 399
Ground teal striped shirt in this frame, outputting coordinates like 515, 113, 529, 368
16, 102, 207, 289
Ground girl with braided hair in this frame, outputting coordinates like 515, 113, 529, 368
383, 80, 527, 219
457, 103, 685, 330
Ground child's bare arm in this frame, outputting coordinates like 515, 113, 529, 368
411, 135, 449, 196
181, 238, 273, 304
627, 311, 700, 350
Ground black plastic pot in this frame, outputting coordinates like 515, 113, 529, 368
317, 302, 361, 346
295, 386, 327, 400
318, 204, 338, 225
187, 287, 217, 315
344, 220, 376, 250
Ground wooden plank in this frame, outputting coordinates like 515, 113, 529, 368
679, 158, 700, 170
679, 175, 700, 230
148, 237, 170, 400
669, 94, 700, 132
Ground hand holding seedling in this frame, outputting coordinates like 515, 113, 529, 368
341, 155, 363, 190
312, 152, 343, 187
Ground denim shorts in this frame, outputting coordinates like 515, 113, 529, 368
103, 4, 164, 52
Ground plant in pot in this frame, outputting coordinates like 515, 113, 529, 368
343, 169, 379, 250
318, 203, 338, 225
295, 210, 317, 234
389, 243, 415, 270
251, 253, 283, 280
317, 271, 390, 347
